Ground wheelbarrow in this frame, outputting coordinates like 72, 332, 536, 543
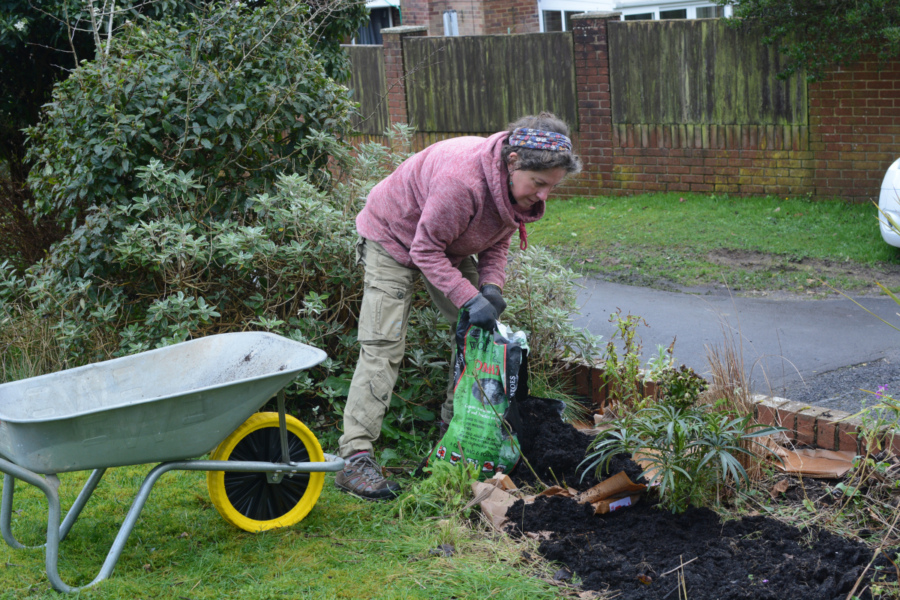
0, 332, 344, 593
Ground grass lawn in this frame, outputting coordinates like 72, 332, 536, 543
0, 467, 560, 599
531, 192, 900, 294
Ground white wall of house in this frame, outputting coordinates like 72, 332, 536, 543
614, 0, 732, 20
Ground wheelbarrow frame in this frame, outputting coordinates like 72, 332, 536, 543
0, 334, 345, 593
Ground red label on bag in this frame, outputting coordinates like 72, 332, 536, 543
474, 360, 500, 376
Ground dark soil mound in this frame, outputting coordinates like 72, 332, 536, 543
510, 494, 897, 600
513, 396, 644, 490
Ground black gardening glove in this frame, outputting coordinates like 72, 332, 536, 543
463, 293, 498, 332
480, 284, 507, 317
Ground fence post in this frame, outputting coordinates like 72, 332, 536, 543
568, 12, 620, 194
381, 26, 428, 129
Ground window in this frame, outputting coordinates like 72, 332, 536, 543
564, 11, 582, 30
355, 7, 393, 44
695, 5, 724, 18
624, 12, 654, 20
543, 10, 563, 32
659, 8, 687, 19
442, 10, 459, 36
542, 10, 583, 32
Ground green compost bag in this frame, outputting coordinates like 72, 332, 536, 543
428, 309, 529, 480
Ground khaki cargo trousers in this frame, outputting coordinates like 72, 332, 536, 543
338, 238, 478, 458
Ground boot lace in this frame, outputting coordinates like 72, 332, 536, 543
354, 455, 387, 486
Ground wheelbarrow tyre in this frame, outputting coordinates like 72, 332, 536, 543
207, 412, 325, 532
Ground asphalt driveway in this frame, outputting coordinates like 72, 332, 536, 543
574, 279, 900, 413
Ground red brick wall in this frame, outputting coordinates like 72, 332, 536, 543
566, 23, 900, 200
601, 133, 816, 197
483, 0, 539, 35
400, 0, 430, 30
810, 58, 900, 200
427, 0, 485, 36
556, 13, 614, 198
382, 27, 428, 126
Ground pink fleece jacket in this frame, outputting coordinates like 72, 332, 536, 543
356, 131, 545, 308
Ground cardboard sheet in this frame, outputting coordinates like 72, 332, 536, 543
577, 471, 647, 505
773, 448, 856, 479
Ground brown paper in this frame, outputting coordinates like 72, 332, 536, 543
769, 479, 790, 499
538, 485, 577, 498
471, 481, 519, 529
577, 471, 647, 505
487, 473, 518, 492
772, 448, 856, 479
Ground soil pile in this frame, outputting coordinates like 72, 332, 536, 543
511, 495, 896, 600
513, 396, 644, 490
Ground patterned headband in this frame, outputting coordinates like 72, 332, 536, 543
509, 127, 572, 152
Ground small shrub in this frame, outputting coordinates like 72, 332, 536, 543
657, 364, 707, 410
643, 343, 675, 383
601, 310, 646, 407
582, 404, 783, 513
25, 1, 356, 225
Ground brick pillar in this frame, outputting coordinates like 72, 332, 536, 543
381, 26, 428, 127
567, 12, 620, 194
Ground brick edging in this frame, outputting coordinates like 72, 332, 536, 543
752, 395, 900, 456
564, 361, 899, 455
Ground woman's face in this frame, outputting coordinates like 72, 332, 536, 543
507, 153, 567, 214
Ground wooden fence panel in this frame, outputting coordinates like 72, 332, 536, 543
403, 33, 578, 133
343, 45, 389, 135
608, 20, 807, 126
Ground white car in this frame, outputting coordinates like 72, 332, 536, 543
879, 157, 900, 247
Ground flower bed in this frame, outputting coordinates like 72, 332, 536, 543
507, 395, 900, 600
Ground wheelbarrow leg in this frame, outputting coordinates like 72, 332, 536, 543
1, 468, 107, 548
60, 469, 106, 542
0, 458, 72, 591
1, 474, 25, 549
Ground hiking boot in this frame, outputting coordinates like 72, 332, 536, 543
335, 452, 401, 500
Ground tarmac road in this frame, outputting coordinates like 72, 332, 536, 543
574, 278, 900, 412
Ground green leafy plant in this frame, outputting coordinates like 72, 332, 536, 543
25, 0, 357, 225
503, 244, 604, 402
723, 0, 900, 82
392, 460, 480, 520
602, 310, 646, 407
643, 343, 675, 383
582, 404, 784, 513
657, 364, 708, 410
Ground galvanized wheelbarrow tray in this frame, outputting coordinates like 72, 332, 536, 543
0, 332, 344, 593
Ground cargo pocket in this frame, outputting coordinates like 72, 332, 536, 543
358, 282, 410, 342
353, 370, 393, 437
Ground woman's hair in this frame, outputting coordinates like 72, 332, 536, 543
501, 112, 583, 175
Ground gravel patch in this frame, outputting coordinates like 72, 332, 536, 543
780, 349, 900, 419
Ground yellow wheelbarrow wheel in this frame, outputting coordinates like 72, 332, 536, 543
207, 412, 325, 532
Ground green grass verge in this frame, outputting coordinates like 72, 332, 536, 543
531, 192, 900, 294
0, 468, 559, 599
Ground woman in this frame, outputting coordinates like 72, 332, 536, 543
335, 113, 582, 499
